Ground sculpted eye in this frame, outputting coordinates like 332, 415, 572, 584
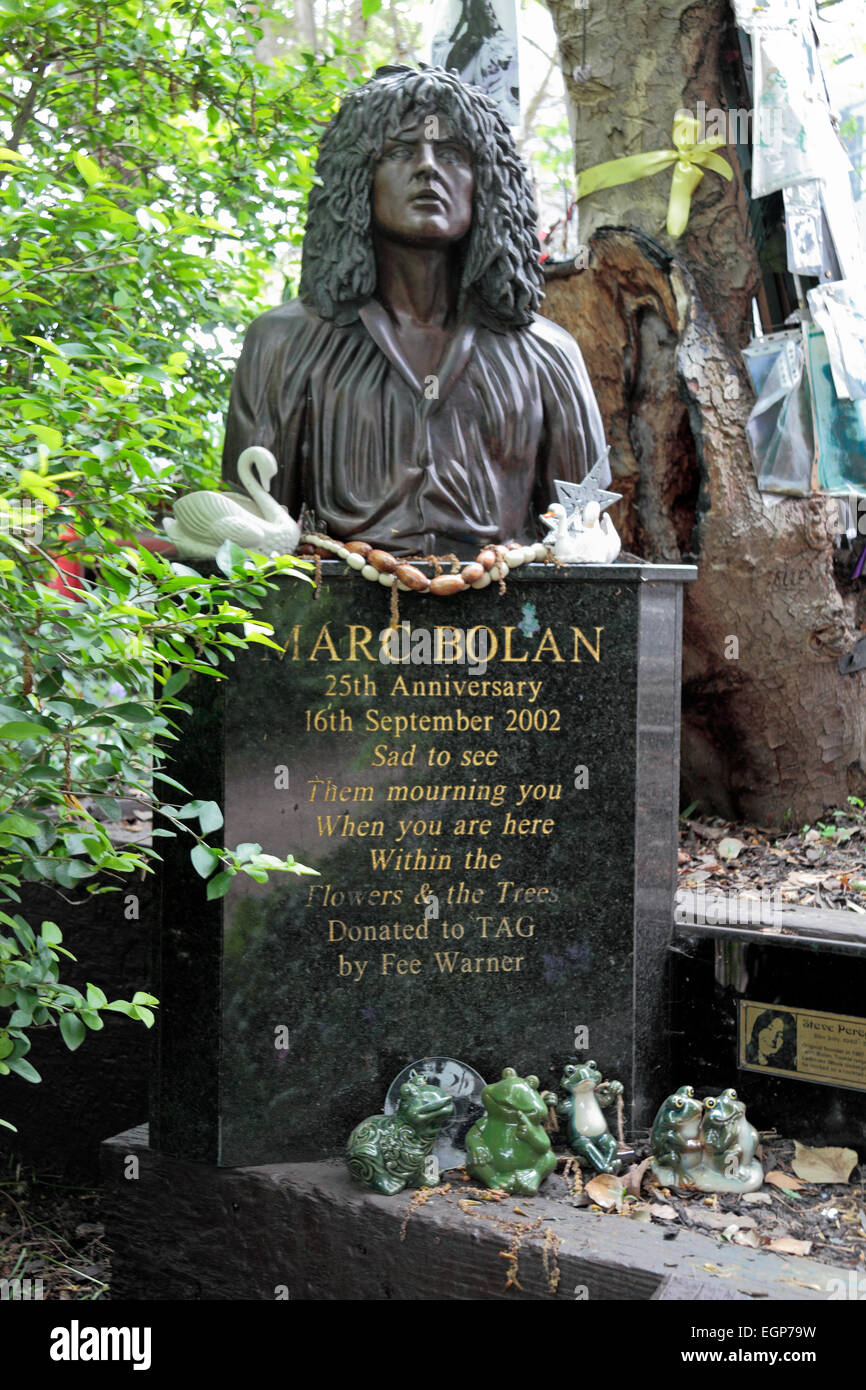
674, 1098, 683, 1109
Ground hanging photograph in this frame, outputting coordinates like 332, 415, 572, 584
431, 0, 520, 126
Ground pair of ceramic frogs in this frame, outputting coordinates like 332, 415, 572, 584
651, 1084, 763, 1193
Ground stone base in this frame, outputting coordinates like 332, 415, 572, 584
102, 1125, 841, 1301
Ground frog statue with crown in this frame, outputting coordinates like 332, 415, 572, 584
165, 63, 618, 582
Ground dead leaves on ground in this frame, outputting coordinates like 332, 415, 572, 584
765, 1170, 807, 1193
792, 1143, 859, 1185
573, 1138, 863, 1266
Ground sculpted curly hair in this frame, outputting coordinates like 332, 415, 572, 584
298, 65, 544, 330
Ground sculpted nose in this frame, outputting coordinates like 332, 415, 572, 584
414, 142, 439, 178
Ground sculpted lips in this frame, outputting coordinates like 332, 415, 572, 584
410, 189, 446, 208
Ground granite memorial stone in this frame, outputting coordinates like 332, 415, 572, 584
152, 560, 694, 1165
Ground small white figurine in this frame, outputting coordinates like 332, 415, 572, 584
540, 500, 621, 564
164, 446, 300, 559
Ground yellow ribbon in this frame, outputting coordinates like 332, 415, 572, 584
577, 113, 734, 238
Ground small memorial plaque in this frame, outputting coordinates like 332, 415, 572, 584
739, 1000, 866, 1092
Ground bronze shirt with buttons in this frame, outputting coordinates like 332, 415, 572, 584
222, 297, 608, 558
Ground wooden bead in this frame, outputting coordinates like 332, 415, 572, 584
430, 573, 466, 596
299, 544, 316, 555
368, 549, 398, 574
460, 562, 485, 585
312, 546, 332, 559
395, 563, 430, 592
344, 541, 372, 557
477, 548, 497, 570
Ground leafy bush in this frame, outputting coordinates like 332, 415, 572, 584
0, 0, 353, 1125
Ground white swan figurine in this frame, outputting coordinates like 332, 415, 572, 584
164, 447, 300, 559
540, 500, 621, 564
539, 502, 580, 554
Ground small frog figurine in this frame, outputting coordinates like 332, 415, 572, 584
650, 1085, 704, 1183
465, 1067, 558, 1195
557, 1060, 624, 1174
700, 1088, 762, 1191
346, 1072, 455, 1195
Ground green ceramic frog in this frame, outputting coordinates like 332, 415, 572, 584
650, 1084, 704, 1179
701, 1088, 761, 1188
557, 1060, 624, 1173
346, 1072, 455, 1195
465, 1067, 557, 1195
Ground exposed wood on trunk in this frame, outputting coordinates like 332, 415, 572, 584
541, 231, 866, 825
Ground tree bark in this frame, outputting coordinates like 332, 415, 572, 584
541, 0, 866, 824
541, 230, 866, 826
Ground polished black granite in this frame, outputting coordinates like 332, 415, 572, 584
671, 930, 866, 1146
152, 562, 695, 1165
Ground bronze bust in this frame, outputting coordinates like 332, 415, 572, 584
222, 65, 607, 558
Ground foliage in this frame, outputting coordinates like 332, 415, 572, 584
0, 0, 352, 1124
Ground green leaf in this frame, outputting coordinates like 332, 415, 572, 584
191, 843, 219, 878
29, 423, 63, 451
163, 669, 191, 697
71, 150, 104, 186
233, 842, 262, 863
7, 1056, 41, 1082
59, 1013, 86, 1050
197, 800, 224, 835
206, 870, 233, 900
111, 701, 156, 723
0, 721, 53, 739
86, 982, 107, 1008
0, 813, 42, 837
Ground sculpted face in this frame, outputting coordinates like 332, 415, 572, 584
372, 114, 474, 248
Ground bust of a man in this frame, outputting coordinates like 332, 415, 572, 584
222, 65, 607, 559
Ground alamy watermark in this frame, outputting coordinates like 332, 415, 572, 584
675, 887, 783, 928
0, 498, 44, 542
1, 1277, 43, 1300
379, 623, 490, 677
674, 100, 783, 152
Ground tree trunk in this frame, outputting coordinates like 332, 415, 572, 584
542, 230, 865, 826
542, 3, 866, 825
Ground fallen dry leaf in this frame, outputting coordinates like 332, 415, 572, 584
647, 1202, 678, 1221
765, 1170, 807, 1192
767, 1236, 813, 1256
731, 1227, 761, 1247
718, 836, 745, 860
791, 1142, 859, 1185
585, 1173, 625, 1211
741, 1191, 772, 1205
689, 1210, 757, 1232
623, 1156, 652, 1198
